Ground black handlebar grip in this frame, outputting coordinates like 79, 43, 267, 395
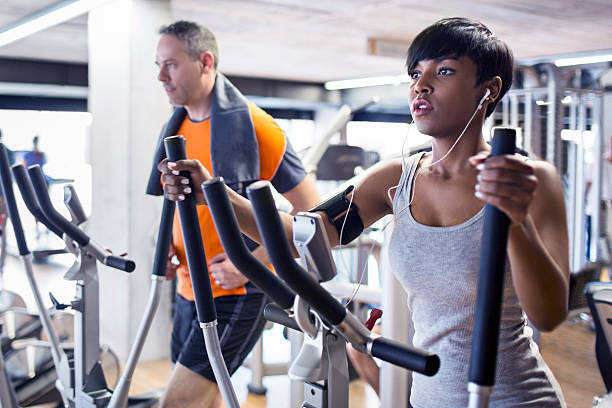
152, 199, 176, 277
28, 165, 90, 247
468, 128, 516, 387
64, 185, 88, 226
263, 303, 301, 333
370, 337, 440, 376
105, 255, 136, 273
164, 135, 216, 324
11, 164, 63, 238
246, 181, 346, 325
203, 177, 296, 310
0, 144, 29, 255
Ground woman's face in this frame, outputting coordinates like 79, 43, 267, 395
408, 56, 487, 139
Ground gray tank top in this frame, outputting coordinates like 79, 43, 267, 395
388, 152, 566, 408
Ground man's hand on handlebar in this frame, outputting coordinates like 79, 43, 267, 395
157, 158, 211, 205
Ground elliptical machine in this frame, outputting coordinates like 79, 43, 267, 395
0, 167, 27, 343
0, 143, 69, 407
161, 135, 439, 408
173, 165, 441, 407
201, 130, 516, 408
9, 162, 167, 408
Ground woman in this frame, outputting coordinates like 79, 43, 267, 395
159, 17, 569, 407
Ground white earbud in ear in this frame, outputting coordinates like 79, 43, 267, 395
477, 88, 491, 110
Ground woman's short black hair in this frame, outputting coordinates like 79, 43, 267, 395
406, 17, 514, 117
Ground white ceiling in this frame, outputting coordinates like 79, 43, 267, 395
1, 0, 612, 83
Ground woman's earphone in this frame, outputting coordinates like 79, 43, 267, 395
392, 87, 495, 214
477, 88, 491, 111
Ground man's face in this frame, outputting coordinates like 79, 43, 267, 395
155, 34, 204, 107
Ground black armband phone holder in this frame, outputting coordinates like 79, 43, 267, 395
309, 185, 364, 245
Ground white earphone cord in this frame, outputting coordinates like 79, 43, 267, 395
396, 91, 489, 215
339, 192, 393, 308
343, 90, 489, 306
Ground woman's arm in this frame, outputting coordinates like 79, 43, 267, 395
159, 158, 282, 249
471, 155, 569, 331
506, 162, 569, 331
159, 158, 401, 253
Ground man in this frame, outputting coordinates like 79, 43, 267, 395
23, 136, 49, 184
146, 21, 320, 408
23, 136, 46, 168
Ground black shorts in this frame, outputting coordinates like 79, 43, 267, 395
170, 293, 268, 382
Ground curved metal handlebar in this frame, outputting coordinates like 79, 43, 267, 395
29, 165, 89, 246
152, 199, 175, 277
202, 177, 296, 310
246, 181, 439, 376
11, 164, 63, 238
27, 165, 134, 273
0, 144, 29, 255
164, 135, 216, 323
104, 255, 136, 273
370, 337, 439, 376
468, 128, 516, 387
64, 184, 87, 225
246, 181, 347, 324
263, 303, 301, 332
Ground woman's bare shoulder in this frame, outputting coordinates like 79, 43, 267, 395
353, 158, 405, 214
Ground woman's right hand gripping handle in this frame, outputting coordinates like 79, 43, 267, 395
158, 158, 211, 205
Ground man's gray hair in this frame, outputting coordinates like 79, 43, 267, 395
159, 20, 219, 69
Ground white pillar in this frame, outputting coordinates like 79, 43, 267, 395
380, 221, 411, 408
88, 0, 173, 361
603, 70, 612, 140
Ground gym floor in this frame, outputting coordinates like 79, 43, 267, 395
123, 322, 604, 408
3, 254, 605, 408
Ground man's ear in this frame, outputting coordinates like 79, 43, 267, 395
200, 51, 215, 74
